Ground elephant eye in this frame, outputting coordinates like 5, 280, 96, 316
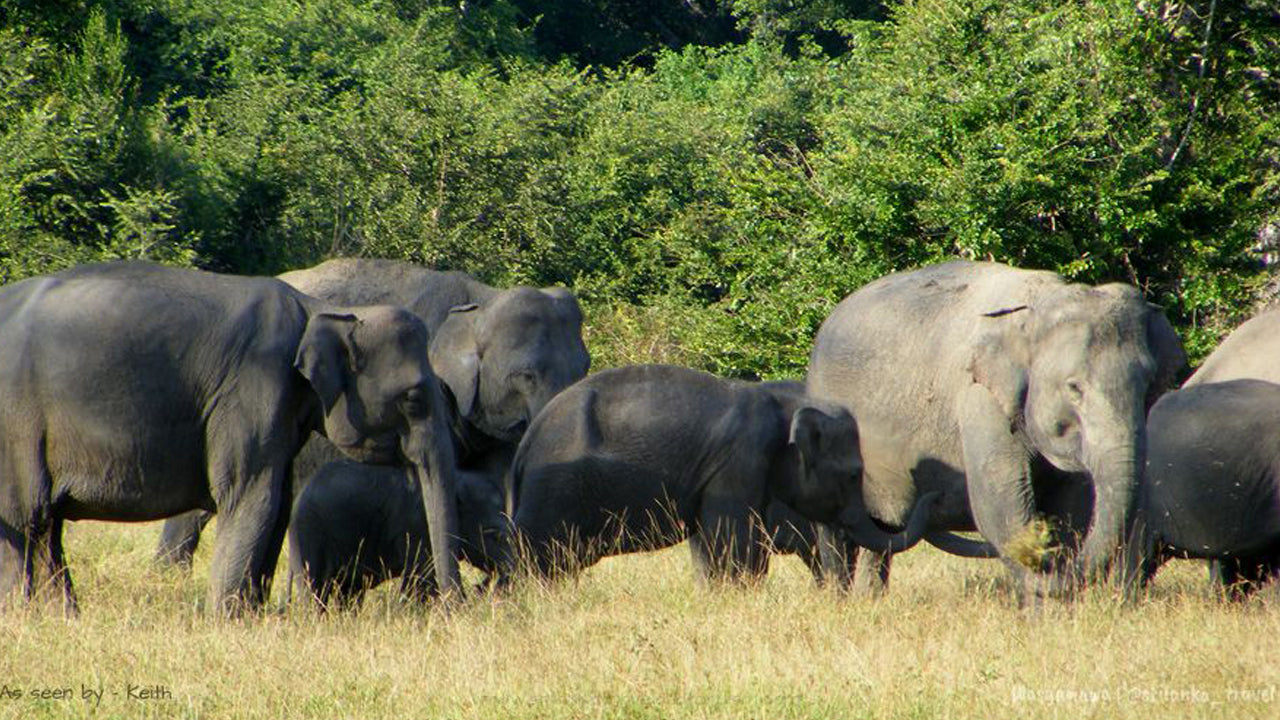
1066, 380, 1084, 402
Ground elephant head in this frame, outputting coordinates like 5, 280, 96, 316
294, 306, 462, 595
779, 404, 935, 553
429, 286, 590, 445
970, 284, 1186, 580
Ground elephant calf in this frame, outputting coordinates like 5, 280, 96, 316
288, 453, 508, 608
503, 365, 938, 583
1128, 379, 1280, 598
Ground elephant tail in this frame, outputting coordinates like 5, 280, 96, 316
925, 531, 1000, 558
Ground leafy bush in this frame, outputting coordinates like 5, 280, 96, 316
1, 0, 1276, 371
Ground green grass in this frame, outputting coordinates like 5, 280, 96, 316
2, 522, 1277, 719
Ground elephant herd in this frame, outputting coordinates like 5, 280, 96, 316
2, 257, 1279, 616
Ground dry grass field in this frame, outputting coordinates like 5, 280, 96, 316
1, 520, 1277, 720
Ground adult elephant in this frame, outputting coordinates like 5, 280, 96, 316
1163, 305, 1280, 590
807, 261, 1186, 597
156, 258, 590, 565
503, 365, 939, 583
1183, 304, 1280, 386
279, 259, 590, 446
1127, 380, 1280, 599
0, 262, 460, 614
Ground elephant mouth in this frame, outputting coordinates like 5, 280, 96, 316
481, 417, 528, 442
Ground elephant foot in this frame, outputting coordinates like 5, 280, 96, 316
1011, 564, 1079, 608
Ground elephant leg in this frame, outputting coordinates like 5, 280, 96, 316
790, 523, 827, 585
687, 531, 714, 582
815, 524, 854, 590
687, 527, 767, 583
1, 445, 68, 609
39, 516, 76, 615
851, 547, 891, 596
206, 462, 291, 616
1213, 557, 1270, 601
1118, 515, 1155, 600
0, 516, 32, 606
155, 510, 214, 568
696, 504, 767, 583
958, 386, 1049, 599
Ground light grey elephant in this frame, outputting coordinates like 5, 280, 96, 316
288, 447, 509, 608
502, 365, 940, 583
1126, 380, 1280, 599
0, 262, 460, 615
1183, 304, 1280, 387
156, 258, 589, 565
807, 261, 1186, 597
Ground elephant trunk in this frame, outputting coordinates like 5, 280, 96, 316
837, 491, 938, 554
1077, 422, 1144, 585
925, 531, 1000, 558
405, 383, 463, 598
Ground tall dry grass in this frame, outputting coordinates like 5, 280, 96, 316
1, 520, 1277, 720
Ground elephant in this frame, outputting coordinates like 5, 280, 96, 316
1170, 303, 1280, 587
502, 365, 939, 583
690, 381, 988, 588
1126, 379, 1280, 598
807, 261, 1186, 597
1183, 304, 1280, 387
279, 259, 591, 446
156, 258, 590, 566
0, 261, 461, 615
288, 447, 508, 608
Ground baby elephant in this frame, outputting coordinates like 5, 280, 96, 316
1128, 379, 1280, 598
289, 456, 507, 608
503, 365, 938, 582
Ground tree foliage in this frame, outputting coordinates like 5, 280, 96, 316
1, 0, 1276, 371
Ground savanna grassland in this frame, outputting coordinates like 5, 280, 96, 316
2, 519, 1277, 720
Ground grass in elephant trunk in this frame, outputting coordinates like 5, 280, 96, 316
1, 521, 1277, 719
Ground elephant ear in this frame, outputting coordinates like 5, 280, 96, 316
294, 312, 360, 413
968, 310, 1031, 420
788, 406, 852, 461
429, 304, 483, 419
787, 405, 859, 508
1144, 304, 1188, 406
788, 406, 826, 458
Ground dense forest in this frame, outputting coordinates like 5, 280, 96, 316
1, 0, 1277, 374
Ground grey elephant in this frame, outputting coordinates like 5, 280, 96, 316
279, 258, 590, 445
156, 258, 589, 565
1127, 380, 1280, 598
502, 365, 939, 583
692, 381, 984, 588
0, 262, 460, 614
288, 448, 509, 608
807, 261, 1186, 596
1174, 303, 1280, 587
1183, 304, 1280, 387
